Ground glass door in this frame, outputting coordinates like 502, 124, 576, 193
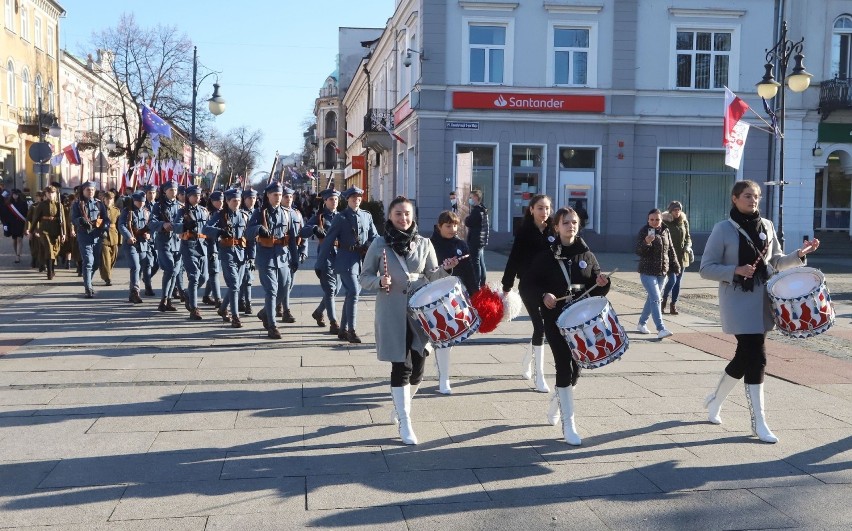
510, 146, 542, 233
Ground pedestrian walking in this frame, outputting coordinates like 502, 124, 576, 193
662, 201, 692, 315
464, 189, 489, 288
2, 189, 28, 263
29, 186, 68, 280
635, 209, 680, 339
98, 191, 121, 286
71, 182, 110, 298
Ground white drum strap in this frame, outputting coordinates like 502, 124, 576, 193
391, 249, 422, 283
557, 260, 573, 301
727, 219, 775, 276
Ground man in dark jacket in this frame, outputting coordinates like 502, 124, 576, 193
464, 189, 489, 287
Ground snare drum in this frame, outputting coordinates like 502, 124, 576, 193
408, 276, 481, 348
557, 296, 629, 369
766, 267, 835, 338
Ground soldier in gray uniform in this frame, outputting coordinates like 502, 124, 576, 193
149, 180, 182, 312
174, 186, 210, 320
204, 188, 252, 328
301, 188, 345, 334
143, 184, 159, 293
246, 181, 298, 340
239, 188, 258, 315
278, 186, 307, 323
70, 181, 110, 298
316, 186, 377, 343
202, 190, 224, 308
118, 190, 154, 304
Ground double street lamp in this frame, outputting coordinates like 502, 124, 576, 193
191, 45, 226, 176
756, 20, 812, 249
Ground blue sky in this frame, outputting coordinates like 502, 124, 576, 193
58, 1, 392, 169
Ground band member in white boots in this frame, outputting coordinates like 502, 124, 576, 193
360, 197, 459, 445
521, 208, 609, 445
429, 210, 478, 394
700, 180, 820, 443
501, 194, 554, 393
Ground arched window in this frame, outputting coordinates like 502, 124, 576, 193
831, 15, 852, 79
324, 111, 337, 138
48, 81, 55, 113
6, 60, 15, 107
324, 142, 338, 170
35, 74, 43, 101
22, 68, 31, 112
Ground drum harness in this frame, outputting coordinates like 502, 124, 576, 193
555, 259, 586, 305
728, 219, 775, 276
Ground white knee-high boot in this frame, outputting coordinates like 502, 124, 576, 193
556, 386, 581, 445
435, 347, 452, 395
390, 385, 418, 445
521, 342, 533, 380
533, 345, 549, 393
390, 383, 419, 425
546, 389, 561, 425
704, 371, 739, 424
745, 383, 778, 443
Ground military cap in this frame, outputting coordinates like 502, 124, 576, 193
209, 191, 224, 201
81, 181, 97, 190
224, 188, 242, 201
342, 186, 364, 199
245, 188, 258, 198
177, 185, 186, 195
131, 190, 146, 202
185, 185, 201, 197
282, 186, 295, 195
160, 180, 178, 191
320, 188, 341, 200
142, 184, 156, 192
264, 181, 283, 194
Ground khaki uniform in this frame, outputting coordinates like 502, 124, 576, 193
31, 201, 68, 260
25, 202, 43, 267
99, 205, 121, 282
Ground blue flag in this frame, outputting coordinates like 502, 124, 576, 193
141, 104, 172, 138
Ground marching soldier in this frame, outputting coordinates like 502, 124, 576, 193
98, 191, 121, 286
71, 182, 110, 298
246, 181, 298, 340
29, 185, 68, 280
204, 188, 252, 328
238, 188, 258, 315
118, 190, 154, 304
143, 183, 159, 293
301, 188, 344, 334
316, 186, 377, 343
149, 181, 182, 312
202, 190, 224, 308
25, 191, 44, 271
278, 186, 306, 323
174, 186, 210, 320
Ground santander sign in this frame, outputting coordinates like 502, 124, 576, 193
453, 91, 605, 113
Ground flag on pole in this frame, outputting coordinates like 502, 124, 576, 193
63, 143, 82, 165
725, 121, 750, 170
377, 122, 406, 144
723, 87, 749, 146
141, 104, 172, 138
345, 130, 355, 138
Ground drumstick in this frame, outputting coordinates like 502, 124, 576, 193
382, 249, 390, 293
555, 268, 619, 302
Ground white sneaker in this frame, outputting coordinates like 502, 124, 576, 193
636, 324, 650, 334
657, 329, 673, 339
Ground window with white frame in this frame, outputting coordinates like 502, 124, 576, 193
553, 27, 590, 86
831, 15, 852, 79
4, 0, 12, 30
34, 17, 42, 49
47, 26, 55, 56
21, 68, 31, 111
20, 7, 28, 40
48, 80, 54, 112
5, 61, 14, 106
468, 24, 506, 84
675, 29, 732, 89
35, 74, 42, 104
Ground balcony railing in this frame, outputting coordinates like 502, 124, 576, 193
16, 107, 58, 136
819, 77, 852, 119
363, 108, 394, 134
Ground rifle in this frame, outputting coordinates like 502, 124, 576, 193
267, 151, 279, 185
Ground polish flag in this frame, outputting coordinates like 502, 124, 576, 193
118, 169, 136, 195
724, 87, 749, 146
63, 143, 82, 165
345, 130, 355, 138
166, 159, 175, 182
378, 122, 406, 145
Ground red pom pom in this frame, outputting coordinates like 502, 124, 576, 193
470, 285, 504, 334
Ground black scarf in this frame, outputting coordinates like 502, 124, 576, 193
384, 220, 418, 256
730, 207, 768, 292
551, 237, 588, 261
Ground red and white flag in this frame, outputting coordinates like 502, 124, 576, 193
725, 121, 750, 170
378, 122, 406, 145
724, 87, 749, 146
63, 143, 82, 165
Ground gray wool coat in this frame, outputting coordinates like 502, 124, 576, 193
359, 235, 449, 362
699, 218, 805, 334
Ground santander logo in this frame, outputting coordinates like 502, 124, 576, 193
493, 95, 508, 107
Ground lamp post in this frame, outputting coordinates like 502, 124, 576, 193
190, 46, 226, 176
756, 20, 812, 249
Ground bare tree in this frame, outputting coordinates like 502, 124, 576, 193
91, 14, 212, 166
209, 126, 264, 186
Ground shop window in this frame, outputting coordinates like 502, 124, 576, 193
814, 153, 851, 230
658, 150, 735, 231
510, 145, 542, 233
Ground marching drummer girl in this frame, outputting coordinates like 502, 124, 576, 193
700, 180, 819, 443
520, 207, 609, 445
501, 194, 555, 393
359, 196, 460, 445
429, 210, 478, 394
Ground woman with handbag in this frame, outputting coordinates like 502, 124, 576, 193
700, 180, 820, 443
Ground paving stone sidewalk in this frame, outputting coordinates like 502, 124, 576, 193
0, 236, 850, 530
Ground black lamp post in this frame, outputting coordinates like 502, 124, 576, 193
27, 96, 61, 191
190, 46, 226, 176
756, 20, 812, 249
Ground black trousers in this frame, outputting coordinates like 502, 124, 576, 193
521, 292, 546, 346
725, 333, 767, 384
390, 323, 427, 387
542, 311, 580, 387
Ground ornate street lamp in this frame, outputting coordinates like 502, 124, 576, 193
756, 21, 812, 249
191, 46, 226, 176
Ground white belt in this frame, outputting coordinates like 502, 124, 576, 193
407, 273, 423, 282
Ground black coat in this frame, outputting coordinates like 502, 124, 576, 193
429, 231, 478, 295
501, 216, 555, 291
2, 197, 28, 237
464, 203, 489, 249
519, 238, 610, 320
